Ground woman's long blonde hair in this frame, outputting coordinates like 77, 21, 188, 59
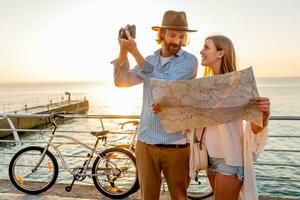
203, 35, 236, 77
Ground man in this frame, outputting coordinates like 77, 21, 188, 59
113, 10, 198, 200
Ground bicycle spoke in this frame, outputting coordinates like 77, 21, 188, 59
92, 148, 139, 198
9, 147, 58, 194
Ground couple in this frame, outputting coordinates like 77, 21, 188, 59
112, 10, 270, 200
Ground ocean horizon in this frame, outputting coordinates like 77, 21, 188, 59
1, 77, 300, 115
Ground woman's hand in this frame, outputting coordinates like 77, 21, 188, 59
251, 97, 270, 115
251, 97, 271, 133
151, 103, 161, 115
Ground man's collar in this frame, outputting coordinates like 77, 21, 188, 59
176, 49, 184, 56
155, 48, 184, 57
154, 49, 161, 55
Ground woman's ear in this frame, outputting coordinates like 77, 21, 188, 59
217, 50, 225, 59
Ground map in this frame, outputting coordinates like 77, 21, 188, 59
151, 67, 262, 133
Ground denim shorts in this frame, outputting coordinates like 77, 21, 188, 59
207, 157, 244, 181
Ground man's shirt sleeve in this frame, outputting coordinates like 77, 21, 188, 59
140, 60, 155, 73
112, 58, 154, 87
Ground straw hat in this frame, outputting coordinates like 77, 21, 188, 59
152, 10, 197, 32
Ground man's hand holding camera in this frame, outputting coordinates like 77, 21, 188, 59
118, 26, 145, 68
119, 30, 138, 56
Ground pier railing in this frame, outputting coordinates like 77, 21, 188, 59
0, 93, 87, 113
0, 114, 299, 194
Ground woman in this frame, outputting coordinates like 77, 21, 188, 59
152, 35, 270, 200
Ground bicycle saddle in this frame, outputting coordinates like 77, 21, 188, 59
90, 131, 109, 137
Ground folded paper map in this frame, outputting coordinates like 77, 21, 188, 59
151, 67, 262, 133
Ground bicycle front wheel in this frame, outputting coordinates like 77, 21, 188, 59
92, 147, 139, 199
9, 146, 59, 194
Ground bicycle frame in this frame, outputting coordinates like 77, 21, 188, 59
127, 124, 138, 152
33, 125, 118, 178
115, 121, 139, 153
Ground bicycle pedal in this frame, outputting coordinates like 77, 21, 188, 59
65, 186, 72, 192
108, 187, 120, 192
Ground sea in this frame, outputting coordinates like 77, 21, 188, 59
0, 77, 299, 199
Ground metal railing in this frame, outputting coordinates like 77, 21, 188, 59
0, 114, 299, 184
0, 93, 87, 113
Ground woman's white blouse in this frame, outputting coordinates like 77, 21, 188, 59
204, 120, 244, 166
189, 120, 268, 200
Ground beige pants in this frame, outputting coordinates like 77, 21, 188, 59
135, 141, 190, 200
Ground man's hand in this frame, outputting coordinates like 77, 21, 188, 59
119, 30, 138, 55
119, 30, 145, 68
118, 35, 128, 63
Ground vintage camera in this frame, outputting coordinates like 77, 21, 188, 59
119, 24, 136, 40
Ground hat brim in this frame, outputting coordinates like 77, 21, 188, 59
152, 26, 197, 32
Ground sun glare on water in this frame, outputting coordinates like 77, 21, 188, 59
86, 83, 143, 115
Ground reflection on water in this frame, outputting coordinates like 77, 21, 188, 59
85, 83, 143, 115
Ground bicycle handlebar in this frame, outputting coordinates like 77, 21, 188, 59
119, 120, 139, 129
48, 112, 75, 123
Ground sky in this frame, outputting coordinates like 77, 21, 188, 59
0, 0, 299, 83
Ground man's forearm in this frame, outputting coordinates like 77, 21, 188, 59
131, 49, 145, 69
118, 48, 128, 63
113, 59, 143, 87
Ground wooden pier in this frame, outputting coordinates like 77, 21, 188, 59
0, 97, 89, 138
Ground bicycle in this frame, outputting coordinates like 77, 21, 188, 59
117, 120, 214, 200
8, 113, 139, 199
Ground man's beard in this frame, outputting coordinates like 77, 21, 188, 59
165, 41, 181, 55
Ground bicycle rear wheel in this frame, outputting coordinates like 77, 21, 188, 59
187, 171, 213, 199
92, 147, 139, 199
9, 146, 59, 194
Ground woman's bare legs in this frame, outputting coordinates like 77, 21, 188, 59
207, 173, 215, 190
207, 172, 242, 200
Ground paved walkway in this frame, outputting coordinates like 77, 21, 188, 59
0, 180, 138, 199
0, 180, 296, 200
0, 180, 170, 200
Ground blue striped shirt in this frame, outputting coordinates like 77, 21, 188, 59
113, 49, 198, 144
